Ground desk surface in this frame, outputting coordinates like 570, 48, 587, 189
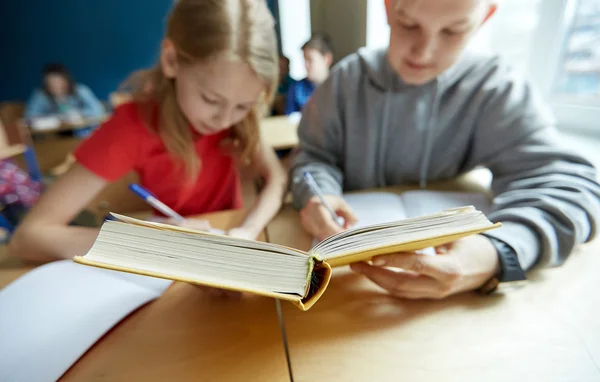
260, 116, 299, 150
60, 286, 290, 382
58, 208, 291, 381
5, 179, 599, 381
266, 184, 600, 381
28, 115, 109, 136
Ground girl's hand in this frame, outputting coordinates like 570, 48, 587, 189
162, 217, 212, 232
194, 285, 243, 300
227, 227, 259, 240
351, 235, 500, 299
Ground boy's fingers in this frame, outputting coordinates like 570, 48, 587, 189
371, 253, 453, 281
351, 262, 442, 297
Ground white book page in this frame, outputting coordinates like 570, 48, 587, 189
399, 190, 490, 256
315, 191, 490, 256
312, 192, 406, 248
0, 261, 171, 382
30, 116, 61, 130
401, 190, 491, 218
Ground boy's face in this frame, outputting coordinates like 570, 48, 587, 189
303, 48, 332, 84
386, 0, 495, 85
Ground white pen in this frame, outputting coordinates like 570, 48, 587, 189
302, 171, 344, 227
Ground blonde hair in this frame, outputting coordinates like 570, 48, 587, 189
123, 0, 278, 179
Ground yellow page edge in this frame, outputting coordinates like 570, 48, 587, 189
323, 222, 501, 268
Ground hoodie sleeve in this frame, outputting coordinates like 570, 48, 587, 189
290, 69, 345, 210
468, 61, 600, 271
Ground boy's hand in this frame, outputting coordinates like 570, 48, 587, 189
351, 235, 500, 299
300, 195, 358, 241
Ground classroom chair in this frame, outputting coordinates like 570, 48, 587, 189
0, 106, 41, 182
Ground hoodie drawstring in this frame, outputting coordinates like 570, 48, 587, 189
419, 80, 440, 189
377, 91, 393, 187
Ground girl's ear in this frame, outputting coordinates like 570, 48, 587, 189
161, 38, 179, 79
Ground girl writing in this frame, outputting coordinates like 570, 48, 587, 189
11, 0, 287, 262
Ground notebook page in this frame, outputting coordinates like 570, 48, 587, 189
401, 190, 491, 218
0, 261, 171, 382
342, 192, 408, 228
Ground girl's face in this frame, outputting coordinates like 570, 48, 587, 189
45, 74, 70, 98
386, 0, 495, 85
161, 43, 264, 136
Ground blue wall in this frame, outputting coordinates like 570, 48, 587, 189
0, 0, 281, 103
0, 0, 172, 102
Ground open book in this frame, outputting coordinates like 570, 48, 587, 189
74, 205, 500, 311
312, 190, 492, 250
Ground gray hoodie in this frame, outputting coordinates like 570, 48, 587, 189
290, 48, 600, 271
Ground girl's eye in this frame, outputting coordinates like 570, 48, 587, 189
442, 29, 462, 36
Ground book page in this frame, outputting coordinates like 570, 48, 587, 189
311, 192, 406, 248
401, 190, 491, 218
0, 261, 171, 382
315, 191, 491, 256
318, 208, 498, 263
80, 221, 312, 297
30, 116, 61, 130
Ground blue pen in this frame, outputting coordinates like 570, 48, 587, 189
129, 184, 186, 223
302, 172, 344, 227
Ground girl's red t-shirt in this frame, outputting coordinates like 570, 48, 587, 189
74, 102, 243, 216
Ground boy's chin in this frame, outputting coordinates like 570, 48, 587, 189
398, 71, 438, 86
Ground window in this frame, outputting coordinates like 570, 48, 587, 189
552, 0, 600, 105
277, 0, 311, 80
538, 0, 600, 132
366, 0, 600, 131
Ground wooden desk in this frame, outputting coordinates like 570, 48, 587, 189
266, 184, 600, 381
260, 116, 299, 150
57, 208, 291, 381
28, 115, 109, 136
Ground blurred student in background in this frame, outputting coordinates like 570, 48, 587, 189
10, 0, 287, 263
25, 63, 105, 138
272, 55, 296, 115
285, 33, 333, 115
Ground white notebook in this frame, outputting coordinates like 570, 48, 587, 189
0, 261, 171, 382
